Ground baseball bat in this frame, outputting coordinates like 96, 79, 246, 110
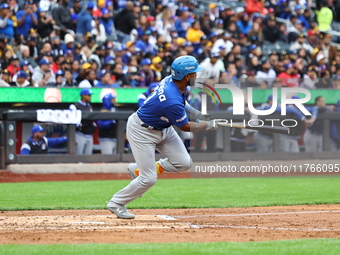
215, 121, 290, 135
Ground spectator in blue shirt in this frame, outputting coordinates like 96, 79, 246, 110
20, 125, 67, 155
0, 4, 14, 40
95, 70, 120, 88
135, 30, 156, 55
76, 2, 94, 39
16, 1, 38, 38
237, 14, 252, 35
295, 5, 310, 29
175, 6, 191, 38
101, 8, 114, 37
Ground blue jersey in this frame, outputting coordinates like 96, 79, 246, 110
137, 75, 188, 129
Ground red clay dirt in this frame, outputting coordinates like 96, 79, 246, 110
0, 205, 340, 244
0, 171, 190, 183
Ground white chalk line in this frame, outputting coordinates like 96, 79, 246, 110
196, 225, 340, 232
174, 210, 340, 218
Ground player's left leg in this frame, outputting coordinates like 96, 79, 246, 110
155, 126, 192, 173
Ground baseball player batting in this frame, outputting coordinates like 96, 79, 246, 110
107, 56, 219, 219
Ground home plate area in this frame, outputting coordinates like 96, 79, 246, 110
1, 205, 340, 244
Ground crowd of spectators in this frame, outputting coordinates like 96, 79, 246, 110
0, 0, 339, 89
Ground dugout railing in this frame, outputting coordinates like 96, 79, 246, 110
1, 110, 340, 169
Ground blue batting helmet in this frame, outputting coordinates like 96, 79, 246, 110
171, 56, 204, 80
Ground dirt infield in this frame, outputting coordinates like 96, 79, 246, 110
1, 204, 339, 244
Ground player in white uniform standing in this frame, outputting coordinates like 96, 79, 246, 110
107, 56, 219, 219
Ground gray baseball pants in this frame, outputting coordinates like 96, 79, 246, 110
304, 130, 323, 152
76, 133, 93, 155
100, 140, 117, 154
109, 113, 192, 206
280, 136, 300, 153
254, 132, 273, 153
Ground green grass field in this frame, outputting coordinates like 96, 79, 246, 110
1, 239, 340, 255
0, 177, 339, 254
1, 177, 340, 210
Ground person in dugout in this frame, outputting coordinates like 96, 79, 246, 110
97, 93, 118, 154
20, 125, 67, 155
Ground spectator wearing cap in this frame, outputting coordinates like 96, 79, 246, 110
78, 64, 97, 87
54, 0, 72, 39
0, 68, 10, 86
95, 70, 119, 88
12, 60, 30, 82
197, 51, 221, 81
101, 8, 114, 38
245, 0, 266, 16
37, 7, 54, 39
150, 56, 164, 81
318, 33, 337, 64
76, 2, 94, 41
51, 36, 63, 57
16, 1, 38, 38
97, 93, 118, 154
71, 89, 96, 155
73, 43, 86, 64
290, 33, 314, 55
255, 58, 276, 87
263, 16, 280, 44
208, 3, 218, 22
277, 63, 300, 87
186, 20, 204, 44
88, 45, 105, 70
32, 58, 55, 87
212, 32, 233, 54
61, 34, 75, 53
135, 30, 156, 55
10, 70, 31, 87
47, 69, 65, 87
114, 1, 136, 44
139, 58, 154, 87
294, 5, 310, 29
0, 3, 14, 40
315, 1, 333, 32
288, 19, 304, 43
20, 125, 67, 155
175, 6, 191, 38
82, 35, 96, 59
7, 55, 20, 77
307, 30, 318, 47
237, 13, 252, 36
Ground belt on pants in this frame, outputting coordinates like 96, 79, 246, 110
134, 112, 164, 131
141, 123, 163, 131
